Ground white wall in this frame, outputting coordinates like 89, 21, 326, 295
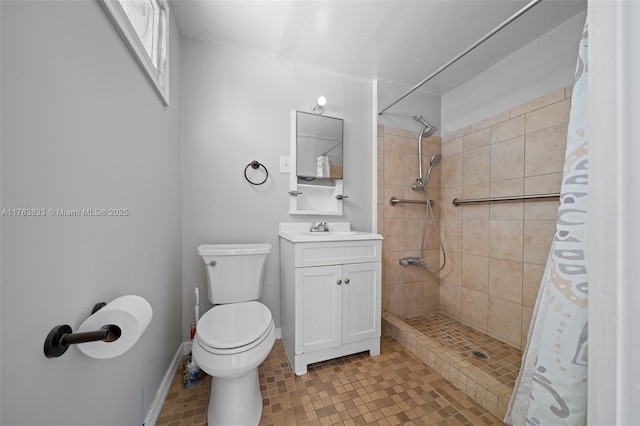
180, 37, 374, 336
0, 1, 3, 420
377, 80, 441, 132
588, 1, 640, 423
1, 2, 182, 425
441, 11, 586, 135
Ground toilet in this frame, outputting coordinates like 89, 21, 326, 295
192, 243, 275, 426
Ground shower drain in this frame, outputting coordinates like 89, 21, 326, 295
471, 350, 488, 359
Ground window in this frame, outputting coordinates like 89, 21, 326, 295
100, 0, 169, 105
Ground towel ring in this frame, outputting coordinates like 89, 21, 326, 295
244, 161, 269, 186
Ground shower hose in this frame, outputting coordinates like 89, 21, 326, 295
420, 186, 446, 273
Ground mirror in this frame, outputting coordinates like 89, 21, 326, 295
296, 111, 343, 179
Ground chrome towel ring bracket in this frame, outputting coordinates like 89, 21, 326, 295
244, 160, 269, 186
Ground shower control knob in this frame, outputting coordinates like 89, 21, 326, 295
337, 279, 342, 285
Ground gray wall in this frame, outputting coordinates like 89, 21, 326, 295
1, 2, 182, 425
441, 11, 586, 134
377, 80, 441, 133
180, 37, 374, 337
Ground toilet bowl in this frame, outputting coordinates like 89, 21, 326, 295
193, 243, 274, 425
193, 301, 275, 425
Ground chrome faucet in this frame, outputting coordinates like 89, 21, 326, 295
310, 222, 329, 232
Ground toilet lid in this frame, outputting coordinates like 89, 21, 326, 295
197, 301, 272, 350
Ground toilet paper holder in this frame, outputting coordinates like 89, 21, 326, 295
44, 302, 122, 358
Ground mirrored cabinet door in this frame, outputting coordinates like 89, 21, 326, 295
289, 111, 345, 215
295, 111, 343, 179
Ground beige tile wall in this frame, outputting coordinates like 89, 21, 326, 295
438, 86, 573, 349
377, 125, 442, 318
377, 87, 572, 349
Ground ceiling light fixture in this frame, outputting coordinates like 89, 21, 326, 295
311, 96, 326, 115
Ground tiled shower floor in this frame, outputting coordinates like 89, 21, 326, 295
383, 312, 523, 419
403, 313, 523, 389
157, 336, 502, 425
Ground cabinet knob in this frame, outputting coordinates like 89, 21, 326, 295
344, 278, 350, 284
337, 279, 342, 285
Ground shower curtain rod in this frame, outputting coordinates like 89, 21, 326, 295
377, 0, 544, 115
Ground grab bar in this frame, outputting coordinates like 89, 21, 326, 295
452, 193, 560, 207
389, 197, 434, 206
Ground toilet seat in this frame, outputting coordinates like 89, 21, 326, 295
196, 301, 273, 355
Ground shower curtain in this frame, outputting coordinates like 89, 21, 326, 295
505, 17, 589, 426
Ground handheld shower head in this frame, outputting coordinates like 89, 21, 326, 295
425, 153, 442, 183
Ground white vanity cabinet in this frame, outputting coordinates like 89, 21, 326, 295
279, 230, 382, 375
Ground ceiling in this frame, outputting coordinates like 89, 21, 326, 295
171, 0, 587, 95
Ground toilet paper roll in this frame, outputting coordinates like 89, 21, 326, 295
76, 295, 153, 359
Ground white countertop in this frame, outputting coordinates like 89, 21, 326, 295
278, 222, 383, 243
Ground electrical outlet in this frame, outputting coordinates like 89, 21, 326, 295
280, 156, 290, 173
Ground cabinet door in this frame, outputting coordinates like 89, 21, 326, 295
295, 265, 342, 354
341, 262, 381, 345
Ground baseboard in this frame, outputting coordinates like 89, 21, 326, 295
143, 342, 187, 426
142, 329, 281, 426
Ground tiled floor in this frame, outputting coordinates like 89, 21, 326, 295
157, 336, 503, 425
403, 313, 522, 388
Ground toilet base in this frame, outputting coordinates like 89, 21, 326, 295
207, 368, 262, 426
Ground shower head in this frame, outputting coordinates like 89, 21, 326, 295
422, 125, 438, 137
411, 114, 438, 137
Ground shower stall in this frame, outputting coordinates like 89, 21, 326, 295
372, 0, 590, 420
377, 84, 572, 420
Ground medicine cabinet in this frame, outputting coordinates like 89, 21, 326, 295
289, 111, 345, 215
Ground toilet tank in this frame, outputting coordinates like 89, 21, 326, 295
197, 243, 271, 304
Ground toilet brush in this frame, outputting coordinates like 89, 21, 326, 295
183, 287, 202, 387
194, 287, 200, 324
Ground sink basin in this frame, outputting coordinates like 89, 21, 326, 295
278, 223, 383, 243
